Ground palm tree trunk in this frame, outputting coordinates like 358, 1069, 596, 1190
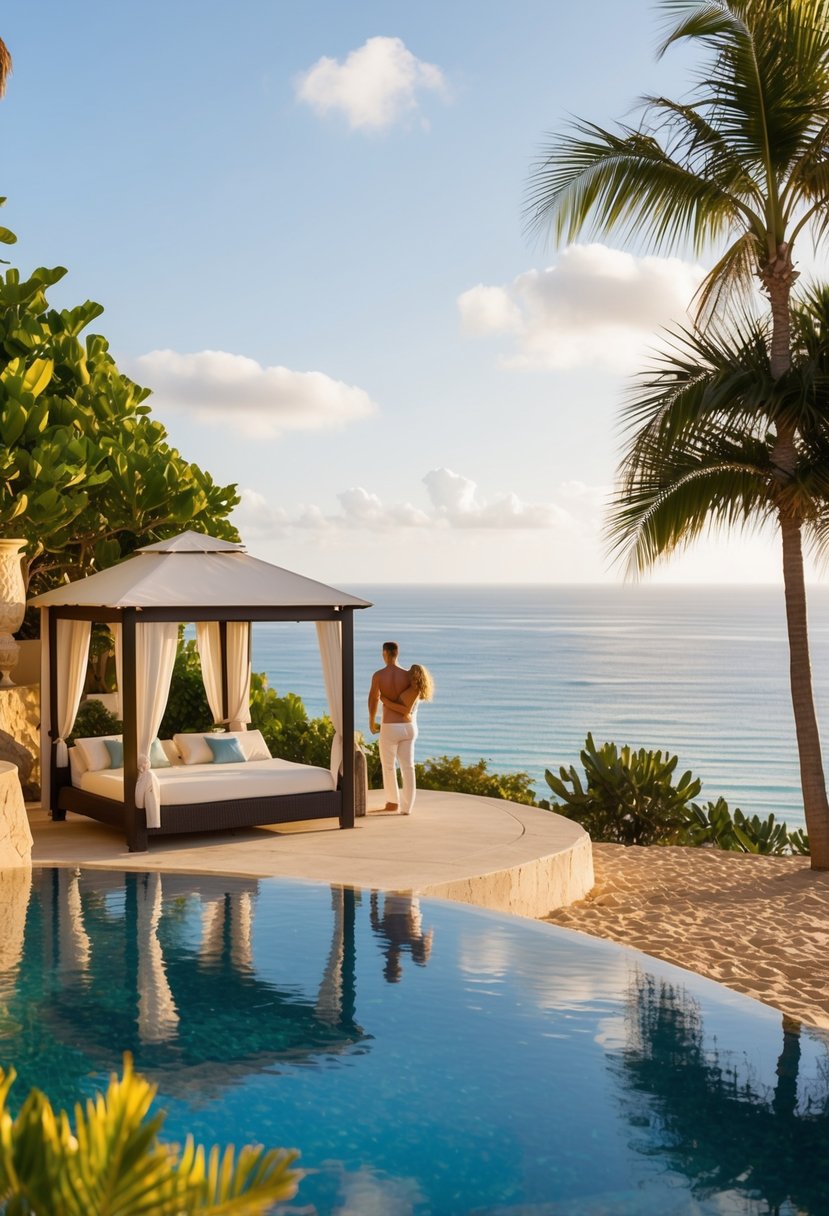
764, 259, 829, 867
779, 512, 829, 868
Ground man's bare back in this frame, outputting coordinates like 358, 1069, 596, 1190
368, 643, 412, 732
375, 665, 411, 723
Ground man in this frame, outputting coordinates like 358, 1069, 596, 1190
368, 641, 415, 813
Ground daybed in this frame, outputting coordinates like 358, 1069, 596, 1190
31, 532, 371, 852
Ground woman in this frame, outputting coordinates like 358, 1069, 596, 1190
379, 664, 434, 816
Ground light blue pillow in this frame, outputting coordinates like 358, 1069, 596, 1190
104, 739, 123, 768
150, 738, 171, 769
206, 735, 246, 765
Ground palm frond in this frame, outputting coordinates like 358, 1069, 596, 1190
692, 230, 763, 324
525, 119, 760, 252
607, 460, 773, 577
656, 1, 751, 61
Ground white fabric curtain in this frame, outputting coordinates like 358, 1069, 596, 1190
134, 622, 178, 830
109, 624, 123, 719
195, 622, 222, 723
316, 620, 343, 781
39, 609, 51, 810
55, 619, 92, 766
227, 623, 251, 731
195, 621, 251, 730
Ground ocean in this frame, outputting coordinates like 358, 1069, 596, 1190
251, 584, 829, 832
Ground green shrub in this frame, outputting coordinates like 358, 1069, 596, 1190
543, 733, 701, 846
416, 755, 536, 803
158, 639, 213, 737
68, 699, 122, 744
679, 797, 810, 855
250, 674, 335, 768
544, 735, 810, 854
361, 742, 535, 803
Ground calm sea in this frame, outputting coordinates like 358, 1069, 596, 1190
251, 584, 829, 831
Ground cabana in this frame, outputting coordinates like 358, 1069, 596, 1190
30, 531, 371, 851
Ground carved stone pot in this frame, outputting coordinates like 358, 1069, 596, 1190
0, 540, 27, 687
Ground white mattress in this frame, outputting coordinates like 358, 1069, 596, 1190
76, 757, 336, 805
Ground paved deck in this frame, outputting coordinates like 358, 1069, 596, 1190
28, 789, 594, 919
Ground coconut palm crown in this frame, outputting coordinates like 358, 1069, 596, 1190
609, 285, 829, 865
527, 0, 829, 371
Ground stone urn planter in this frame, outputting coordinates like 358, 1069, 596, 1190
0, 540, 27, 687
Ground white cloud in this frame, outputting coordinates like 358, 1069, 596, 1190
295, 36, 448, 130
234, 468, 605, 538
132, 349, 377, 438
422, 467, 569, 529
458, 244, 705, 371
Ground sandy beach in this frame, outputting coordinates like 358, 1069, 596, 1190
545, 843, 829, 1030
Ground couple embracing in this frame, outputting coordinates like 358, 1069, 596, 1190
368, 642, 434, 816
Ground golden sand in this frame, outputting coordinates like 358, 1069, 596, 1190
545, 843, 829, 1029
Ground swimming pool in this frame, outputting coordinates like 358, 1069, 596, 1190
1, 868, 826, 1214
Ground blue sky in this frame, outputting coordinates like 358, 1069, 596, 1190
2, 2, 821, 582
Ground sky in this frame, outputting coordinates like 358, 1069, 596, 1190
2, 1, 827, 584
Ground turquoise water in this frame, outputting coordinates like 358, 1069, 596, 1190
3, 869, 828, 1215
251, 584, 829, 830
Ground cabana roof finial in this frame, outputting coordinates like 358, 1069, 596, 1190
137, 531, 245, 554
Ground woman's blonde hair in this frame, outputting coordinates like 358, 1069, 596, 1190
410, 664, 434, 701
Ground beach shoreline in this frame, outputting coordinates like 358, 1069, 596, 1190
545, 842, 829, 1030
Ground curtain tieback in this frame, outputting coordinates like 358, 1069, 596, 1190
55, 738, 69, 767
135, 757, 161, 831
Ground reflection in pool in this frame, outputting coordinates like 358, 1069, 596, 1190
0, 867, 827, 1214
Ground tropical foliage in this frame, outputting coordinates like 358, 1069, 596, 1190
0, 210, 238, 601
545, 734, 810, 853
527, 0, 829, 868
0, 1055, 300, 1215
68, 698, 122, 746
682, 796, 810, 853
544, 733, 703, 846
415, 754, 536, 804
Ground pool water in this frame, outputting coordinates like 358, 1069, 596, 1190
0, 869, 827, 1215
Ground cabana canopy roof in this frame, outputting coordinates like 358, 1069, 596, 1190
29, 531, 371, 611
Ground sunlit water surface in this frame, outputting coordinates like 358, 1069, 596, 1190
2, 869, 827, 1215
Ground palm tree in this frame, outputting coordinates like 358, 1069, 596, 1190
0, 37, 11, 97
608, 286, 829, 865
526, 0, 829, 865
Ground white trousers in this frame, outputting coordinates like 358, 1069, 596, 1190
379, 722, 418, 814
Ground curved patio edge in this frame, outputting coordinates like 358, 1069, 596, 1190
416, 796, 595, 919
27, 788, 595, 919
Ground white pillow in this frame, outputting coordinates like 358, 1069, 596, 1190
173, 733, 215, 765
160, 739, 183, 766
230, 729, 271, 761
68, 746, 88, 785
172, 729, 272, 764
75, 735, 122, 772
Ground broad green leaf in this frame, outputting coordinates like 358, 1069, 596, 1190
21, 357, 54, 399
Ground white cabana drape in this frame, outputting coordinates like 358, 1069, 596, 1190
54, 619, 91, 766
316, 621, 343, 782
195, 621, 251, 731
109, 623, 123, 718
134, 622, 178, 830
136, 872, 179, 1043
